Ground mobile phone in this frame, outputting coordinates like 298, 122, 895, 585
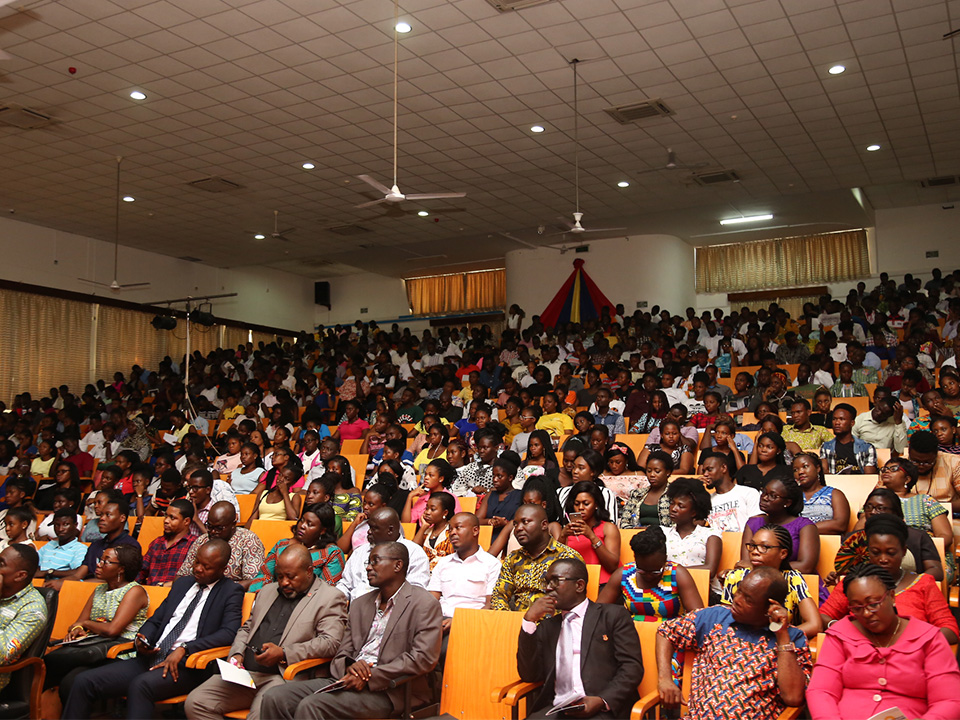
248, 644, 263, 654
568, 512, 582, 522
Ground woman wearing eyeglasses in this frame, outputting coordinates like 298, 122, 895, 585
721, 524, 821, 638
819, 514, 958, 645
875, 458, 955, 582
740, 477, 820, 576
808, 564, 960, 720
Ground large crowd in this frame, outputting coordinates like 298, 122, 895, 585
1, 267, 960, 719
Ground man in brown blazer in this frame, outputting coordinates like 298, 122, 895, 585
184, 545, 348, 720
260, 541, 443, 719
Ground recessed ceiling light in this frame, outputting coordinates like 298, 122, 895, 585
719, 214, 773, 226
129, 91, 146, 100
396, 22, 411, 33
254, 234, 265, 240
866, 144, 881, 152
828, 64, 846, 75
530, 125, 545, 133
122, 196, 135, 202
617, 181, 630, 188
418, 211, 429, 217
301, 162, 315, 169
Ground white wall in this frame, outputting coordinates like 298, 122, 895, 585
505, 235, 696, 322
0, 217, 316, 331
313, 271, 435, 333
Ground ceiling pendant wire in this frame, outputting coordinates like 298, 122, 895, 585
393, 0, 399, 189
573, 59, 580, 215
114, 156, 121, 282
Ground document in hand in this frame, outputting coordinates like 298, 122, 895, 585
216, 659, 256, 689
867, 709, 907, 720
314, 678, 348, 694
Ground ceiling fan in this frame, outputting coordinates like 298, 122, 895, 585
355, 0, 466, 209
0, 0, 17, 60
243, 210, 295, 242
552, 59, 626, 237
637, 147, 709, 174
77, 157, 150, 292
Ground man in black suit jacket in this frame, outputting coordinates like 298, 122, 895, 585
517, 558, 643, 718
62, 539, 244, 719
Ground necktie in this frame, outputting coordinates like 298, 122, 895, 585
555, 612, 576, 701
157, 584, 207, 658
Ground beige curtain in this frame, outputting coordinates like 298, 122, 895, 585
696, 229, 869, 293
94, 305, 169, 381
406, 268, 504, 316
734, 294, 822, 320
465, 269, 506, 311
251, 331, 277, 349
0, 289, 93, 403
222, 326, 249, 351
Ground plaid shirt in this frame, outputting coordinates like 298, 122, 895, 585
137, 533, 197, 585
0, 586, 47, 691
819, 437, 878, 474
248, 537, 344, 592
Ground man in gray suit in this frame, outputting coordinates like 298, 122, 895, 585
184, 545, 348, 720
260, 541, 443, 720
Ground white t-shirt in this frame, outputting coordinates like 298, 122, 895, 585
708, 484, 761, 533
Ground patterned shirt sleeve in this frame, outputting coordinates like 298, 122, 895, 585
0, 590, 47, 690
657, 609, 701, 652
490, 556, 515, 611
238, 531, 267, 580
177, 536, 202, 577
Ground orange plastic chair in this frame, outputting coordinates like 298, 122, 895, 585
136, 515, 164, 551
236, 494, 258, 524
249, 520, 292, 555
719, 531, 743, 572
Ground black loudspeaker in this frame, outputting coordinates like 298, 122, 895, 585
314, 281, 331, 308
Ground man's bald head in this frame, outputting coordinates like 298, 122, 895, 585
207, 502, 237, 540
276, 543, 316, 596
368, 506, 401, 544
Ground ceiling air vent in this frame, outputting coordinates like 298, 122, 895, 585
0, 104, 54, 129
604, 99, 674, 124
485, 0, 559, 11
186, 176, 244, 193
690, 169, 740, 186
326, 225, 371, 236
919, 175, 959, 188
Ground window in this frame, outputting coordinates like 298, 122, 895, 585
695, 229, 869, 294
404, 268, 505, 316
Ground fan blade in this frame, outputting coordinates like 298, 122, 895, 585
555, 216, 576, 230
357, 174, 392, 196
403, 192, 466, 201
356, 197, 388, 209
119, 282, 151, 288
77, 278, 112, 288
582, 227, 627, 233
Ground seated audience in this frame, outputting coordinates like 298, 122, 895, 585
337, 483, 392, 553
0, 546, 48, 694
230, 442, 266, 494
743, 477, 820, 574
259, 542, 442, 720
819, 403, 878, 474
518, 558, 644, 718
177, 502, 266, 591
560, 480, 621, 587
721, 524, 821, 638
656, 567, 812, 718
488, 478, 565, 558
185, 468, 239, 535
793, 451, 850, 534
819, 515, 958, 645
704, 452, 762, 533
185, 544, 348, 720
620, 450, 672, 528
37, 508, 86, 579
62, 540, 243, 719
137, 499, 197, 587
598, 525, 703, 621
451, 429, 498, 495
477, 453, 523, 543
907, 429, 960, 510
663, 477, 721, 589
69, 497, 140, 583
557, 448, 619, 521
852, 398, 907, 454
0, 506, 35, 552
402, 458, 461, 525
637, 420, 694, 475
411, 491, 456, 572
782, 399, 834, 452
598, 441, 643, 501
491, 504, 582, 612
245, 456, 303, 525
44, 545, 149, 704
335, 507, 430, 601
808, 564, 960, 720
835, 487, 943, 580
736, 431, 793, 491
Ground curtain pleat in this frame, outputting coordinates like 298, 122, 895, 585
406, 269, 504, 316
696, 230, 869, 293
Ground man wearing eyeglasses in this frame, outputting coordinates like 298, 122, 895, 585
907, 430, 960, 511
516, 558, 643, 718
177, 502, 265, 591
260, 541, 442, 719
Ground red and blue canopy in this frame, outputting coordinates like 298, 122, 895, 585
540, 259, 616, 327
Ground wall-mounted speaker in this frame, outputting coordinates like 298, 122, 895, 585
314, 281, 331, 308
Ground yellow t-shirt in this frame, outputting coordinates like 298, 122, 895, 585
536, 413, 574, 437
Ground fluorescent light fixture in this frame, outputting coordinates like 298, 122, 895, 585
129, 91, 146, 100
530, 125, 545, 133
122, 196, 135, 202
395, 22, 411, 33
301, 162, 315, 169
828, 64, 845, 75
617, 181, 629, 188
254, 234, 265, 240
866, 144, 881, 152
719, 214, 773, 226
418, 211, 429, 217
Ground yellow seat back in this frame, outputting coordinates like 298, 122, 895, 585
687, 567, 710, 607
249, 519, 292, 554
719, 531, 743, 572
586, 564, 601, 601
51, 581, 102, 640
143, 585, 170, 617
137, 515, 165, 551
816, 533, 842, 579
236, 494, 258, 524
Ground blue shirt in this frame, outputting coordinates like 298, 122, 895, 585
38, 538, 87, 572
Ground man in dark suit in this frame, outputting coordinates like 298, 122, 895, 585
260, 541, 443, 720
62, 539, 244, 719
518, 558, 643, 718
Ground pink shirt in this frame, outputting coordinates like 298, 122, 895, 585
411, 494, 462, 526
338, 419, 369, 440
808, 617, 960, 720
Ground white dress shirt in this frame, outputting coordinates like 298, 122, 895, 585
427, 548, 501, 618
335, 538, 430, 601
155, 580, 218, 650
521, 598, 589, 707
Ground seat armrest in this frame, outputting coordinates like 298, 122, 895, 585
283, 658, 331, 681
631, 690, 661, 720
492, 680, 542, 707
386, 674, 418, 689
106, 642, 134, 659
0, 656, 46, 720
187, 646, 230, 669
